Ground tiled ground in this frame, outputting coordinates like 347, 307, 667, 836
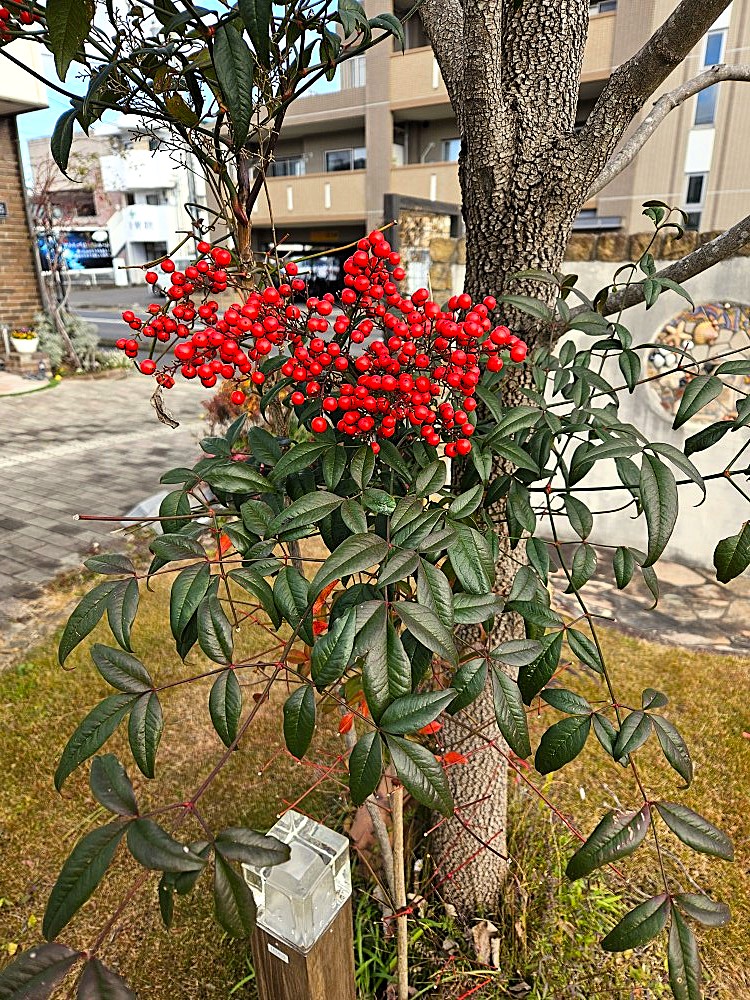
0, 373, 204, 610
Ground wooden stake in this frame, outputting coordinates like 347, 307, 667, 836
391, 784, 409, 1000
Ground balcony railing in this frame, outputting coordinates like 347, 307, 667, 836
390, 47, 449, 111
250, 171, 367, 227
582, 10, 616, 81
390, 161, 460, 206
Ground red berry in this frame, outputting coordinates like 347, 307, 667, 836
161, 259, 175, 273
230, 390, 246, 405
145, 271, 158, 284
311, 417, 328, 434
212, 247, 232, 267
510, 342, 528, 363
139, 359, 157, 375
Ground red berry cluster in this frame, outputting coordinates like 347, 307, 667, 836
116, 230, 528, 453
0, 4, 37, 41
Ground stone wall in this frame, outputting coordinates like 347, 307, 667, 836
0, 114, 44, 331
426, 229, 750, 304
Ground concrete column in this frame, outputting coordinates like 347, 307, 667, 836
363, 0, 394, 232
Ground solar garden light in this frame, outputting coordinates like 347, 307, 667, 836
242, 810, 356, 1000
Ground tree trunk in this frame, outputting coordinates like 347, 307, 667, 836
425, 0, 591, 918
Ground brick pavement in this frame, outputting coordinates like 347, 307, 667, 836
0, 372, 204, 608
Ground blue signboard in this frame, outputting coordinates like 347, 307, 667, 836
37, 230, 113, 271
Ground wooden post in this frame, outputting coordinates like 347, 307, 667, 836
251, 897, 356, 1000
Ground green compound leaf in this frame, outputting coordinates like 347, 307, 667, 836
640, 453, 678, 567
91, 644, 152, 694
310, 533, 389, 597
713, 522, 750, 583
43, 821, 127, 940
126, 819, 207, 873
0, 943, 80, 998
668, 909, 701, 1000
394, 601, 457, 667
47, 0, 94, 80
311, 609, 356, 690
447, 658, 487, 715
652, 715, 693, 786
197, 594, 234, 665
673, 892, 730, 927
89, 754, 138, 817
170, 564, 212, 641
385, 735, 453, 816
213, 829, 290, 867
380, 689, 456, 735
566, 805, 651, 880
491, 668, 531, 759
77, 957, 136, 999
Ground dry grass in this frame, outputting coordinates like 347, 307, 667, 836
0, 573, 747, 999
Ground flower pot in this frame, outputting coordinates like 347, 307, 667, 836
12, 337, 39, 354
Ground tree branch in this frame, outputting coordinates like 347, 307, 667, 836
589, 64, 750, 197
593, 215, 750, 316
418, 0, 465, 107
577, 0, 733, 183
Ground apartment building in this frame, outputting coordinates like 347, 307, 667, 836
28, 120, 207, 281
247, 0, 750, 282
0, 40, 47, 329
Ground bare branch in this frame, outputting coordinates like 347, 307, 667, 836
594, 216, 750, 317
418, 0, 465, 106
577, 0, 733, 183
589, 64, 750, 197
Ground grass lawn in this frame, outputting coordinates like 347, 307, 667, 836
0, 572, 747, 998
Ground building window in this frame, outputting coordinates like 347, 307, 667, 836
143, 241, 168, 260
325, 147, 366, 172
442, 138, 461, 162
349, 55, 366, 88
268, 155, 305, 178
145, 193, 166, 206
694, 30, 725, 125
685, 173, 706, 206
589, 0, 617, 13
685, 211, 702, 231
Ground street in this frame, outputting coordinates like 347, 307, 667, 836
69, 285, 158, 345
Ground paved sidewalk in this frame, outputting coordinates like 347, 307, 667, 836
0, 372, 204, 609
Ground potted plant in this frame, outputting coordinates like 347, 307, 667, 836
10, 328, 39, 354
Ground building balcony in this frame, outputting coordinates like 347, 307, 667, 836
107, 204, 177, 251
0, 40, 47, 114
99, 150, 178, 192
251, 171, 367, 227
280, 83, 367, 138
390, 47, 449, 117
582, 11, 616, 82
390, 161, 460, 206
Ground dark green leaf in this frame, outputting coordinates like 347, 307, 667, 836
351, 444, 375, 489
340, 499, 368, 534
209, 670, 243, 748
159, 490, 192, 532
380, 690, 456, 735
642, 687, 668, 710
649, 443, 705, 499
674, 893, 730, 927
449, 484, 484, 518
449, 524, 494, 595
0, 943, 79, 999
416, 559, 453, 627
363, 618, 412, 721
55, 694, 137, 790
47, 0, 94, 79
311, 533, 389, 597
128, 692, 163, 778
452, 592, 504, 626
369, 11, 405, 49
640, 454, 678, 566
91, 645, 151, 693
90, 755, 138, 817
246, 426, 282, 465
613, 546, 635, 589
535, 715, 591, 774
652, 715, 692, 785
205, 462, 273, 494
563, 495, 593, 539
170, 564, 212, 641
655, 802, 733, 860
311, 610, 356, 690
59, 580, 121, 665
212, 25, 255, 147
363, 488, 397, 515
567, 628, 603, 673
77, 958, 135, 999
379, 550, 419, 587
492, 669, 531, 758
229, 568, 280, 629
50, 107, 78, 173
44, 824, 126, 941
84, 554, 134, 576
507, 565, 538, 603
507, 479, 536, 535
601, 895, 670, 952
541, 688, 591, 715
283, 686, 316, 759
239, 0, 271, 65
385, 735, 453, 816
150, 534, 206, 564
105, 579, 139, 653
567, 805, 651, 879
592, 712, 619, 758
126, 819, 206, 873
713, 522, 750, 583
618, 349, 641, 391
197, 594, 233, 665
673, 375, 723, 429
348, 732, 383, 805
668, 909, 701, 1000
518, 631, 563, 704
492, 639, 543, 668
394, 601, 456, 667
273, 565, 313, 644
613, 710, 651, 758
322, 445, 348, 489
566, 543, 597, 591
271, 442, 331, 484
213, 855, 257, 938
213, 829, 290, 867
526, 537, 550, 582
685, 420, 732, 457
415, 461, 446, 497
446, 658, 486, 715
268, 491, 343, 535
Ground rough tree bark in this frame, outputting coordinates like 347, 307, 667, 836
419, 0, 738, 916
